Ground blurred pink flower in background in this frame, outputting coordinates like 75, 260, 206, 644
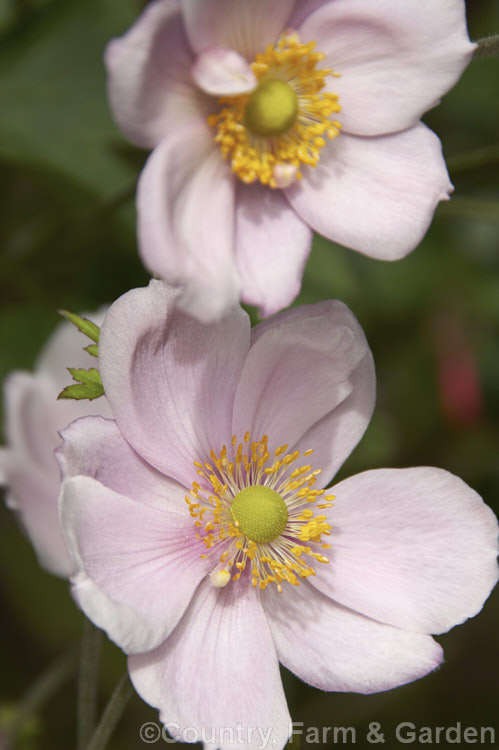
0, 311, 110, 577
106, 0, 474, 320
57, 282, 497, 748
431, 311, 484, 429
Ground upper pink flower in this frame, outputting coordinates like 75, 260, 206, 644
0, 312, 110, 577
57, 282, 498, 749
105, 0, 474, 321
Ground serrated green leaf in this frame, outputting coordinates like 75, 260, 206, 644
67, 367, 102, 385
84, 343, 99, 358
58, 382, 104, 401
58, 309, 100, 343
58, 366, 104, 401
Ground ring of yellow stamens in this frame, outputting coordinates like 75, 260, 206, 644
185, 434, 334, 593
206, 32, 341, 188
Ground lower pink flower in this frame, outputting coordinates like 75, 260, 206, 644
57, 282, 498, 748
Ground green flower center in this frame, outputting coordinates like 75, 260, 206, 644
231, 485, 289, 544
244, 78, 298, 137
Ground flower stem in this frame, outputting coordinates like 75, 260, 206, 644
77, 618, 103, 750
85, 672, 133, 750
7, 648, 77, 744
474, 35, 499, 60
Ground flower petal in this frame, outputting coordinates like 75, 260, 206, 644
312, 468, 499, 635
57, 416, 186, 513
232, 301, 374, 482
1, 449, 71, 577
99, 281, 250, 487
181, 0, 294, 60
129, 578, 290, 750
61, 475, 209, 654
137, 123, 241, 321
235, 182, 313, 317
286, 125, 453, 261
192, 47, 257, 96
263, 582, 443, 693
286, 0, 329, 29
105, 0, 209, 149
2, 371, 59, 472
298, 0, 475, 135
0, 358, 108, 578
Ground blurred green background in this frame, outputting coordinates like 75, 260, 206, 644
0, 0, 498, 747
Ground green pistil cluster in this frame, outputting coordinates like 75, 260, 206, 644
244, 79, 298, 137
231, 485, 289, 543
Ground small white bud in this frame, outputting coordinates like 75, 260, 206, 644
210, 569, 231, 588
273, 163, 299, 189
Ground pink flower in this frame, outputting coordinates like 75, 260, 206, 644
105, 0, 474, 321
0, 312, 110, 577
431, 312, 484, 429
57, 282, 498, 748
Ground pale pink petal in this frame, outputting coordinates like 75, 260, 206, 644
287, 0, 330, 29
57, 416, 187, 513
312, 468, 499, 635
1, 449, 71, 577
105, 0, 209, 149
129, 578, 290, 750
299, 0, 475, 135
2, 372, 59, 472
137, 123, 241, 321
232, 301, 374, 482
192, 47, 257, 96
235, 182, 313, 317
99, 281, 250, 487
292, 334, 375, 481
1, 343, 109, 578
61, 475, 209, 654
181, 0, 294, 60
0, 448, 6, 484
263, 582, 443, 693
286, 125, 453, 261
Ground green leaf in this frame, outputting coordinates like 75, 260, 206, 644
58, 367, 104, 401
0, 0, 143, 200
67, 367, 102, 383
58, 309, 100, 343
58, 382, 104, 401
84, 344, 99, 358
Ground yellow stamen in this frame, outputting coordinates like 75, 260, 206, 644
207, 32, 341, 188
186, 434, 334, 592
